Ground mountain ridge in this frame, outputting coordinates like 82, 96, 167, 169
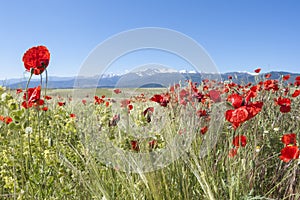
2, 70, 300, 89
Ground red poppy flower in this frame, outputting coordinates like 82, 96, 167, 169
113, 88, 121, 94
294, 80, 300, 87
227, 93, 243, 108
281, 133, 297, 146
200, 126, 208, 134
254, 68, 261, 73
196, 109, 207, 117
70, 113, 76, 118
179, 89, 189, 99
245, 90, 257, 105
292, 90, 300, 98
58, 102, 65, 106
225, 107, 249, 129
150, 93, 170, 107
22, 86, 43, 108
16, 88, 23, 94
131, 140, 140, 152
82, 99, 87, 105
22, 46, 50, 75
274, 97, 291, 113
0, 116, 13, 124
44, 95, 52, 100
228, 148, 238, 158
23, 86, 41, 103
265, 73, 271, 79
279, 146, 299, 163
250, 85, 260, 93
209, 90, 221, 103
264, 80, 279, 91
245, 101, 263, 119
283, 74, 290, 81
275, 97, 291, 107
128, 104, 133, 110
94, 96, 105, 104
280, 105, 291, 113
232, 135, 247, 147
42, 107, 48, 111
193, 92, 204, 102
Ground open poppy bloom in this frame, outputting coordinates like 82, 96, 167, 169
225, 100, 263, 129
23, 86, 41, 103
22, 46, 50, 75
22, 86, 43, 108
274, 97, 291, 113
150, 93, 170, 107
225, 106, 249, 129
227, 93, 243, 108
281, 133, 297, 146
279, 146, 300, 163
209, 90, 221, 103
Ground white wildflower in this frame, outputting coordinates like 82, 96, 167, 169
25, 127, 32, 134
1, 92, 7, 101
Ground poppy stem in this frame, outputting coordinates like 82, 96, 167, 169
25, 71, 33, 92
40, 73, 43, 88
45, 69, 48, 97
25, 71, 34, 168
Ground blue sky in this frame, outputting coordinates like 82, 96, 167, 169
1, 0, 300, 79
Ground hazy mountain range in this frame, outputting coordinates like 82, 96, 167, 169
1, 69, 299, 89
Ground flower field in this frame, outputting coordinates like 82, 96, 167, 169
0, 46, 300, 199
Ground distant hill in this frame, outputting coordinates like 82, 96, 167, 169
2, 69, 300, 89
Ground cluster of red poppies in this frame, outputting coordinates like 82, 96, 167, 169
225, 92, 263, 129
0, 115, 13, 124
279, 133, 299, 162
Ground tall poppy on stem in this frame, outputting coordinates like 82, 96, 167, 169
22, 45, 51, 102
